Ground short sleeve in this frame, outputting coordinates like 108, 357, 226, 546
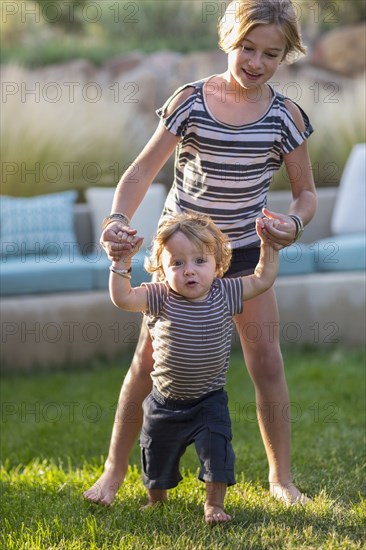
156, 84, 197, 137
141, 282, 168, 316
281, 100, 314, 154
217, 278, 244, 316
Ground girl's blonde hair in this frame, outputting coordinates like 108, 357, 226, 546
218, 0, 306, 63
145, 213, 232, 281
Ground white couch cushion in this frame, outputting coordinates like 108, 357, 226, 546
331, 143, 366, 235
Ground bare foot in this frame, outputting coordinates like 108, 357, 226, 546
270, 482, 312, 506
140, 489, 168, 512
204, 503, 232, 525
140, 500, 166, 512
83, 468, 125, 505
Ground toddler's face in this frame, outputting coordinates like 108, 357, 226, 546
161, 231, 217, 301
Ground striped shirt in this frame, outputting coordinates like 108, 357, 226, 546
157, 77, 313, 248
142, 277, 244, 400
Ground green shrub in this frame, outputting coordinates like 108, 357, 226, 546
1, 0, 219, 67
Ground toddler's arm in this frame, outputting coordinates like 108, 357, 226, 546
109, 231, 148, 312
241, 218, 279, 301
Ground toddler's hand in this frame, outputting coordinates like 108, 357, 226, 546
260, 208, 298, 249
256, 217, 280, 247
116, 229, 144, 259
100, 222, 142, 262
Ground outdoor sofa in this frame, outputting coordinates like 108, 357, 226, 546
1, 145, 365, 370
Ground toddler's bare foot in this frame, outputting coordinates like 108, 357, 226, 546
140, 500, 166, 512
140, 489, 167, 511
83, 467, 126, 505
204, 503, 232, 525
270, 482, 312, 506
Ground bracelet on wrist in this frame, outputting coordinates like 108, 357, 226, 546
102, 213, 130, 231
110, 266, 132, 279
289, 215, 304, 242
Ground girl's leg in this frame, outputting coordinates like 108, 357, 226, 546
234, 287, 309, 504
83, 319, 153, 505
204, 482, 231, 524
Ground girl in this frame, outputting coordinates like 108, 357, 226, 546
84, 0, 316, 506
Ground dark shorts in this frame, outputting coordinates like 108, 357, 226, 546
140, 388, 236, 490
224, 246, 261, 278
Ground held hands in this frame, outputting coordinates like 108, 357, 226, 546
256, 216, 281, 247
252, 217, 279, 295
100, 222, 144, 262
101, 209, 296, 260
259, 208, 297, 250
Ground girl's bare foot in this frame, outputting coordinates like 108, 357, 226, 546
204, 503, 232, 525
83, 466, 126, 505
270, 482, 312, 506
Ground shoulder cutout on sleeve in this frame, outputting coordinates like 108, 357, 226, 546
164, 86, 196, 117
284, 98, 306, 133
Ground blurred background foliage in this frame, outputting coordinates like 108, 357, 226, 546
1, 0, 365, 67
1, 0, 217, 66
1, 0, 365, 196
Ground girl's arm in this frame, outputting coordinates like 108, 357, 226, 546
111, 123, 181, 219
109, 236, 148, 313
102, 123, 181, 261
262, 101, 317, 250
241, 219, 279, 301
102, 87, 195, 261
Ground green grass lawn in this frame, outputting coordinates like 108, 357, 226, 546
1, 346, 365, 549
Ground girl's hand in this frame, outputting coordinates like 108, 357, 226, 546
260, 208, 297, 250
100, 222, 144, 262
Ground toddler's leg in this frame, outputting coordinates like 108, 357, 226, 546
204, 482, 231, 525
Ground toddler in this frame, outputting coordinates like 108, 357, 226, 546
109, 212, 279, 523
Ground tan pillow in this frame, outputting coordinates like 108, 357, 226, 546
85, 184, 166, 247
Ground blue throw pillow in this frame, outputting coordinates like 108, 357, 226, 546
1, 191, 78, 258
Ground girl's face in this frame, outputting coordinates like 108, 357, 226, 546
227, 24, 286, 91
161, 231, 218, 302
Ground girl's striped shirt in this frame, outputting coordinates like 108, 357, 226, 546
156, 77, 313, 249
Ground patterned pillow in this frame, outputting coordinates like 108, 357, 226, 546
1, 191, 78, 258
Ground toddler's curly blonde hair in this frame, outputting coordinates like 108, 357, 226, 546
145, 212, 232, 281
